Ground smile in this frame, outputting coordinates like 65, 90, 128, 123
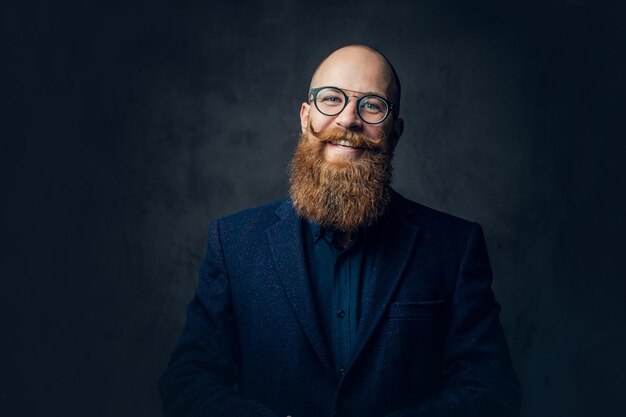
333, 140, 362, 149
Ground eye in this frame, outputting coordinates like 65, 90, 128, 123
317, 90, 345, 107
360, 97, 384, 113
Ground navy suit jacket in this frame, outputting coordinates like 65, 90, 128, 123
160, 191, 521, 417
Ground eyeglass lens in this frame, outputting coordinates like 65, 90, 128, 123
314, 87, 389, 124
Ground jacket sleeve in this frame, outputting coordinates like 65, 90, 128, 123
385, 223, 521, 417
159, 220, 280, 417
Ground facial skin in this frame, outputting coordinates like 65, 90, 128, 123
299, 45, 404, 162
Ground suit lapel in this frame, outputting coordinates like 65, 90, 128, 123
266, 201, 333, 370
344, 193, 421, 373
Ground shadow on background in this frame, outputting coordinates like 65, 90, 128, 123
2, 1, 625, 416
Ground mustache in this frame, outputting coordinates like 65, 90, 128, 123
309, 124, 385, 150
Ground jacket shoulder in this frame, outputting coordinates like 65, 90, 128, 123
212, 198, 291, 232
394, 192, 476, 231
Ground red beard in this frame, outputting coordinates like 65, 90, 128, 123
288, 124, 393, 232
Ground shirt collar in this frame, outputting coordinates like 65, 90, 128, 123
306, 220, 367, 246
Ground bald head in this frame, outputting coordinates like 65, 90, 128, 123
310, 45, 401, 114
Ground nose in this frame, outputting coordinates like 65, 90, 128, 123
335, 97, 363, 130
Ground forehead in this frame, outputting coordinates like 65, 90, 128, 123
311, 47, 394, 99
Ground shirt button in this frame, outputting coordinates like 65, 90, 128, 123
337, 309, 345, 318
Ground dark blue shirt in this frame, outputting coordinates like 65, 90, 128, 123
302, 221, 378, 373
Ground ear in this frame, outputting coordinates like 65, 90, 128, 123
300, 102, 310, 133
390, 117, 404, 150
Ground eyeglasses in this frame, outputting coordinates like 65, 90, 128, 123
309, 86, 395, 124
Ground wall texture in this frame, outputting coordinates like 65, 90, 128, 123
3, 1, 625, 416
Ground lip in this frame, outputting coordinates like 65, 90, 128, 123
329, 142, 362, 151
334, 139, 362, 148
324, 142, 366, 161
331, 140, 367, 149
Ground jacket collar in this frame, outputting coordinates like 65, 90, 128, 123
267, 201, 333, 369
343, 191, 421, 377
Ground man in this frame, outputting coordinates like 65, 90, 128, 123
160, 45, 521, 417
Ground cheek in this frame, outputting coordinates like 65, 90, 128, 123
364, 125, 387, 141
308, 113, 333, 132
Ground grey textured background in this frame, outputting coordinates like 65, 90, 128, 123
2, 1, 626, 416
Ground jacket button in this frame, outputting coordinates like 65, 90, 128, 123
337, 367, 345, 377
337, 309, 345, 318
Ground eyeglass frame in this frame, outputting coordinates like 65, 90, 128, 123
308, 86, 396, 125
